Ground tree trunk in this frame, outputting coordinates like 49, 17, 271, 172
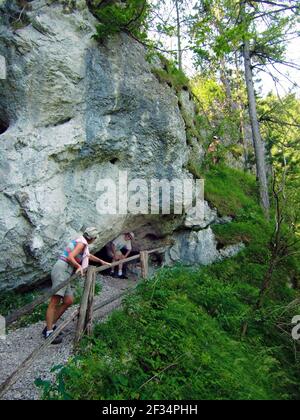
243, 38, 270, 217
234, 53, 249, 171
175, 0, 182, 71
220, 59, 234, 112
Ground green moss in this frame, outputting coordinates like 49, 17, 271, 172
151, 58, 190, 93
151, 56, 207, 153
186, 159, 203, 179
228, 143, 245, 159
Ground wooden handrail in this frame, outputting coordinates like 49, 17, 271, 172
4, 247, 167, 327
94, 253, 141, 274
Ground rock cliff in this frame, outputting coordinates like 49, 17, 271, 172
0, 0, 243, 290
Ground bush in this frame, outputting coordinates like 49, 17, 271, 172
92, 0, 150, 42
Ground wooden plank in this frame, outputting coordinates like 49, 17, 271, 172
140, 251, 149, 279
74, 267, 94, 345
94, 253, 141, 274
93, 290, 132, 313
0, 308, 79, 400
147, 247, 166, 255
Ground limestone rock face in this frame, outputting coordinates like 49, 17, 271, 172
184, 201, 218, 229
0, 0, 190, 289
165, 228, 245, 266
0, 1, 244, 290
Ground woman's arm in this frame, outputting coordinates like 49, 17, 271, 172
89, 255, 111, 266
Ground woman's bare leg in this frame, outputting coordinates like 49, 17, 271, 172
46, 295, 62, 331
53, 295, 74, 324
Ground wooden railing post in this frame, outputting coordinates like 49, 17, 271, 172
85, 268, 96, 337
74, 266, 95, 345
140, 251, 149, 279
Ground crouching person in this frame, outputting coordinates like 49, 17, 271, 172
107, 232, 135, 279
43, 227, 111, 344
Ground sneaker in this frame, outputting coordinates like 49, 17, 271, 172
44, 331, 63, 345
118, 274, 129, 280
42, 325, 57, 338
42, 325, 63, 340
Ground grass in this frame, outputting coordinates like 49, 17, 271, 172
204, 165, 260, 218
37, 264, 300, 400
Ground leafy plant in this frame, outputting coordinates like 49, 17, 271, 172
90, 0, 151, 42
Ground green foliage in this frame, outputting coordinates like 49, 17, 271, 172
191, 74, 250, 167
259, 93, 300, 239
192, 76, 226, 117
92, 0, 150, 42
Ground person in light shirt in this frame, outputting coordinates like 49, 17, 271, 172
107, 232, 135, 279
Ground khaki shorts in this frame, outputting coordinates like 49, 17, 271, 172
107, 249, 124, 259
51, 259, 74, 298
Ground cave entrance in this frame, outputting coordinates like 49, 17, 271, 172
93, 230, 165, 280
93, 243, 140, 279
0, 114, 9, 135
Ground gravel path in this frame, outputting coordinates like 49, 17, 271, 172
0, 274, 137, 400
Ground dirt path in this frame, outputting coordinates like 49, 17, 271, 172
0, 274, 137, 400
